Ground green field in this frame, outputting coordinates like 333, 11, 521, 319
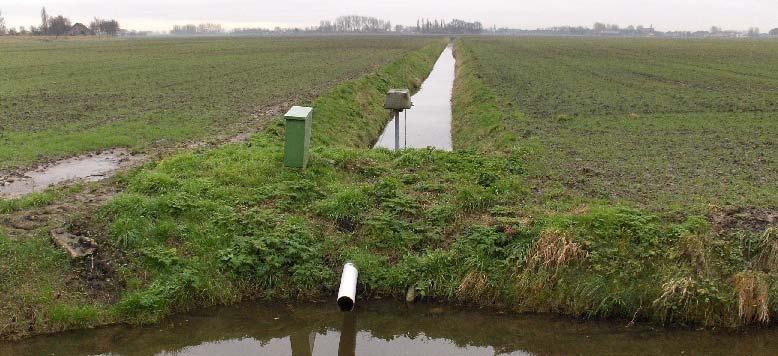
0, 36, 437, 171
454, 37, 778, 212
1, 36, 777, 340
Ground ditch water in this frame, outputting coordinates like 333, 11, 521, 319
0, 149, 143, 199
3, 301, 778, 356
374, 45, 454, 151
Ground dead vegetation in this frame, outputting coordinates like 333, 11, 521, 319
734, 271, 770, 324
681, 233, 712, 278
654, 276, 696, 310
457, 271, 491, 301
525, 229, 586, 271
754, 228, 778, 272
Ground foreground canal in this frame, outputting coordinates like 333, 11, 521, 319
374, 45, 454, 151
3, 301, 778, 355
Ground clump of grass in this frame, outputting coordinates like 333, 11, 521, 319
680, 233, 712, 278
733, 271, 770, 324
0, 183, 84, 214
457, 271, 490, 301
525, 229, 586, 271
48, 304, 101, 329
755, 228, 778, 272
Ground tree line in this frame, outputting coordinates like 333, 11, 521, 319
413, 18, 483, 34
506, 22, 777, 38
317, 15, 392, 33
0, 7, 119, 36
178, 15, 484, 35
170, 23, 224, 35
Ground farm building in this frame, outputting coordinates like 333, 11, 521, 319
68, 23, 95, 36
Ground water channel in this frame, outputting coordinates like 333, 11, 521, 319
2, 301, 777, 355
374, 45, 454, 151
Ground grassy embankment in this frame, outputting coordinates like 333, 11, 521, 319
451, 38, 778, 326
0, 36, 436, 172
0, 39, 446, 339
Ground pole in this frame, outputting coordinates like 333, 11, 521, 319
394, 110, 400, 151
404, 110, 407, 148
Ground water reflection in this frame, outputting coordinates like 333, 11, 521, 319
2, 301, 778, 355
374, 45, 455, 151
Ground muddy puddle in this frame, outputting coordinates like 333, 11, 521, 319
3, 301, 778, 355
375, 45, 454, 151
0, 149, 144, 199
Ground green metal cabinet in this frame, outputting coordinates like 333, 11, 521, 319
283, 106, 313, 169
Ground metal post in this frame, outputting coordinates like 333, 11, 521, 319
393, 110, 400, 151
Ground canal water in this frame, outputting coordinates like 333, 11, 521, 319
3, 301, 778, 355
374, 45, 454, 151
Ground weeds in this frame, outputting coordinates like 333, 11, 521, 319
734, 271, 770, 324
525, 229, 586, 271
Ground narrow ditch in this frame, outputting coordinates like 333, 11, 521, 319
374, 44, 455, 151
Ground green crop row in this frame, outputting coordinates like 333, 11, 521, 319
454, 37, 778, 213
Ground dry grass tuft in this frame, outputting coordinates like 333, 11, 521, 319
733, 271, 770, 324
654, 276, 695, 308
526, 229, 586, 270
681, 233, 711, 277
755, 227, 778, 272
457, 271, 490, 300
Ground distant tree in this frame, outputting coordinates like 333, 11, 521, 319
40, 7, 49, 34
19, 26, 28, 35
412, 18, 482, 34
710, 26, 721, 34
330, 15, 391, 32
91, 18, 120, 36
770, 28, 778, 36
89, 17, 100, 33
0, 10, 6, 35
197, 23, 223, 33
171, 23, 222, 35
48, 15, 71, 36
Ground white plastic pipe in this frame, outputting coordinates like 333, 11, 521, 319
337, 262, 358, 311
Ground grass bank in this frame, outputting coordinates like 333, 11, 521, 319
66, 132, 778, 330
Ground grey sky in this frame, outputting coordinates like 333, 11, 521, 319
1, 0, 776, 32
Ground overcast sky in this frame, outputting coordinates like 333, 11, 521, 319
1, 0, 776, 32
